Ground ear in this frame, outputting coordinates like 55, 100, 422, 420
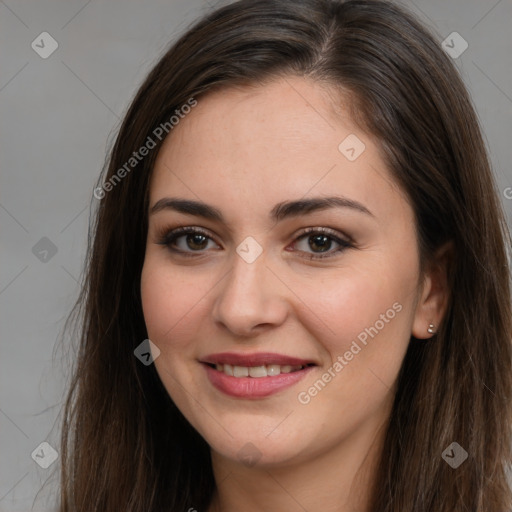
412, 241, 454, 339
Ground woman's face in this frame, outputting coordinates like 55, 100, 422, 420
141, 76, 429, 469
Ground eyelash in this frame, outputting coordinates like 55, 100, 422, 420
155, 226, 353, 260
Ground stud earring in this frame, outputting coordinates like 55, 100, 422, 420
427, 323, 436, 335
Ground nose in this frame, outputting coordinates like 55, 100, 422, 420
211, 249, 289, 337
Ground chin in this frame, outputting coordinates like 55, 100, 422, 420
203, 422, 314, 469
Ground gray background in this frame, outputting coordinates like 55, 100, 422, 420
1, 0, 511, 510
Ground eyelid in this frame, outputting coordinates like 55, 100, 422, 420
155, 224, 353, 259
290, 226, 353, 260
295, 226, 353, 244
155, 225, 221, 248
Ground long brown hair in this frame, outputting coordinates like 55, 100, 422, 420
57, 0, 512, 510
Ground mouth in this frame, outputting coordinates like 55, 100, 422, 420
200, 352, 317, 399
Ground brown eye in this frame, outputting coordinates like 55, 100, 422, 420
292, 228, 352, 260
307, 234, 333, 253
157, 227, 220, 255
185, 233, 209, 250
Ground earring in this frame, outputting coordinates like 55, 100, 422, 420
427, 323, 436, 335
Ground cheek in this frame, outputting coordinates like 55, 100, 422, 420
300, 266, 411, 351
140, 260, 205, 410
294, 257, 417, 411
140, 259, 210, 346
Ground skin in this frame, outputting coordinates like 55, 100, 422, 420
140, 76, 450, 512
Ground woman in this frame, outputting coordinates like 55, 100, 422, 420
59, 0, 512, 510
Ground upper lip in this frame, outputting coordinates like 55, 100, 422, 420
200, 352, 317, 367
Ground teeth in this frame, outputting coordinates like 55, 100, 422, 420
213, 363, 307, 378
233, 365, 249, 377
266, 364, 280, 376
249, 366, 267, 378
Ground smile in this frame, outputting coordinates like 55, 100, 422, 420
200, 352, 317, 399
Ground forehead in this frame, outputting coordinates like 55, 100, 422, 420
149, 76, 409, 226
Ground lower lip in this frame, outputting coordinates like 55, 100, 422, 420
203, 363, 315, 399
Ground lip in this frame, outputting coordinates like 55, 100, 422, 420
202, 364, 315, 398
200, 351, 316, 367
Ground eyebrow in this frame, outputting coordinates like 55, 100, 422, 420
150, 196, 374, 222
